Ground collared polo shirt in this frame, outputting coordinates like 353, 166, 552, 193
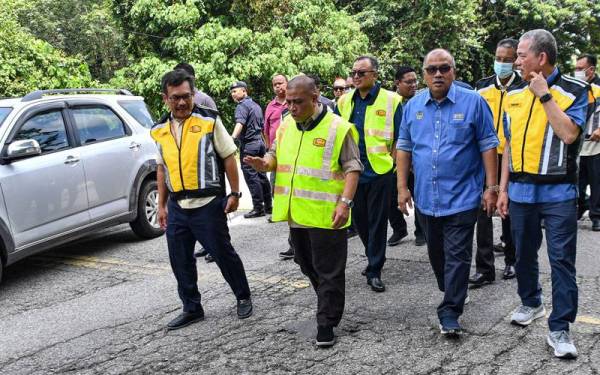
505, 68, 588, 203
334, 82, 402, 184
397, 82, 498, 217
263, 98, 287, 146
234, 96, 264, 145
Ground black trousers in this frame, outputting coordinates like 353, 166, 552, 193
290, 227, 347, 327
241, 140, 271, 210
474, 154, 515, 276
389, 172, 423, 237
420, 208, 478, 320
166, 198, 251, 312
353, 174, 391, 278
579, 153, 600, 221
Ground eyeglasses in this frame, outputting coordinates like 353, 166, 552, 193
349, 70, 376, 78
423, 65, 453, 75
333, 86, 347, 91
167, 93, 193, 102
400, 79, 418, 85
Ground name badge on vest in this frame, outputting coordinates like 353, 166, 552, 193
190, 125, 202, 133
416, 111, 424, 120
313, 138, 326, 147
453, 113, 465, 121
376, 110, 386, 117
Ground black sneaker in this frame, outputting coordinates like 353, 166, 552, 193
167, 310, 205, 330
244, 209, 265, 219
468, 272, 494, 289
194, 247, 208, 258
279, 248, 294, 260
237, 298, 253, 319
316, 325, 335, 347
387, 231, 408, 246
439, 319, 462, 338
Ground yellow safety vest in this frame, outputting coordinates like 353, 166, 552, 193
151, 106, 223, 198
584, 78, 600, 137
505, 72, 589, 184
336, 86, 401, 174
476, 73, 523, 154
272, 110, 358, 229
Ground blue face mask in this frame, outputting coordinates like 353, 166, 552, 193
494, 61, 514, 79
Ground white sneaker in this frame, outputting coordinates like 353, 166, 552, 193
464, 295, 470, 305
547, 330, 578, 359
510, 304, 546, 326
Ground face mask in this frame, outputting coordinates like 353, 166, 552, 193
574, 70, 587, 81
494, 61, 514, 79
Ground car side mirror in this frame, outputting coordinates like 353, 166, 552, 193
6, 139, 42, 160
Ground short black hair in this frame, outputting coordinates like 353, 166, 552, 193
161, 69, 195, 94
173, 62, 195, 77
272, 73, 288, 82
578, 54, 597, 67
395, 66, 416, 81
496, 38, 519, 51
354, 55, 379, 71
305, 73, 321, 87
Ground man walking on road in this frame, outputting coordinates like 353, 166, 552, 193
575, 54, 600, 231
153, 70, 253, 330
231, 81, 272, 218
469, 39, 521, 287
335, 56, 402, 293
396, 49, 499, 336
244, 75, 362, 347
497, 29, 591, 359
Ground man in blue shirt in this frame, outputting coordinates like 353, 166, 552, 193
396, 49, 499, 336
497, 29, 590, 359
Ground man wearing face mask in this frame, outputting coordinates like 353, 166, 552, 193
575, 54, 600, 231
469, 39, 522, 288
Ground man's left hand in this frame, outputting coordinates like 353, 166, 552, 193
528, 71, 550, 98
224, 196, 239, 214
482, 189, 498, 217
331, 203, 350, 229
590, 128, 600, 142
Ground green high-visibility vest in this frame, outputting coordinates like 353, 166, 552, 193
337, 87, 401, 174
272, 111, 358, 229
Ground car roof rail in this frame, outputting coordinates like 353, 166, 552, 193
21, 88, 134, 102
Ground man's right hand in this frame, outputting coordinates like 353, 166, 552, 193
397, 187, 413, 216
497, 191, 509, 219
158, 206, 168, 230
243, 155, 268, 172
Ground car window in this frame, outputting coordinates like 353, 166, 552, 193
14, 110, 69, 153
71, 106, 127, 144
119, 100, 154, 129
0, 108, 12, 127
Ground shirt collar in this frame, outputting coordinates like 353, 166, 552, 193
269, 97, 286, 106
352, 82, 381, 105
425, 82, 457, 105
296, 104, 325, 131
495, 72, 516, 90
546, 67, 559, 84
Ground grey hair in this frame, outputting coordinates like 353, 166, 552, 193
520, 29, 557, 65
423, 49, 456, 68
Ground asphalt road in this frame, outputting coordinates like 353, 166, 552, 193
1, 209, 599, 374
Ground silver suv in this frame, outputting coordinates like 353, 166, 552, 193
0, 89, 164, 282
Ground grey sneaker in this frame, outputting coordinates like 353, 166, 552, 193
547, 330, 578, 359
510, 304, 546, 326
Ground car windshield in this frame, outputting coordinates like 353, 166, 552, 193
0, 108, 12, 126
119, 100, 154, 129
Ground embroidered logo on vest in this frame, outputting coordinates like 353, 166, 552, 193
376, 109, 386, 116
313, 138, 326, 147
190, 125, 202, 133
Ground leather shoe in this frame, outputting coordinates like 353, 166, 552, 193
468, 272, 494, 289
279, 248, 294, 260
194, 247, 208, 258
265, 206, 273, 215
237, 298, 253, 319
493, 243, 505, 253
244, 209, 265, 219
167, 310, 204, 330
361, 267, 367, 276
347, 228, 358, 239
503, 264, 516, 279
205, 254, 215, 263
415, 236, 426, 246
367, 277, 386, 292
387, 231, 408, 246
593, 219, 600, 232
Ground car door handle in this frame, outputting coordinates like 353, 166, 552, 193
64, 156, 80, 164
129, 142, 141, 150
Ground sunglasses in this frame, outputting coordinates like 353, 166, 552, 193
349, 70, 375, 78
424, 65, 452, 75
333, 86, 347, 91
400, 79, 418, 85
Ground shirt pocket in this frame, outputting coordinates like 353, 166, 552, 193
447, 121, 473, 145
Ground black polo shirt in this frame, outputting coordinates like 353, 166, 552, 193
234, 97, 264, 144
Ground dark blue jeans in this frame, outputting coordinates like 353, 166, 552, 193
166, 197, 251, 312
510, 199, 578, 332
419, 208, 478, 321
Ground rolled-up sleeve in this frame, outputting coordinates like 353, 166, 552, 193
396, 103, 414, 152
475, 95, 499, 152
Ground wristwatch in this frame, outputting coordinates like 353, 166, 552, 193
485, 185, 500, 193
340, 197, 354, 208
539, 92, 553, 104
229, 191, 242, 198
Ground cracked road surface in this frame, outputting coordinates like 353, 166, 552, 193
1, 213, 599, 374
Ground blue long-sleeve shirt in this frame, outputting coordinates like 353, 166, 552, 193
397, 82, 499, 217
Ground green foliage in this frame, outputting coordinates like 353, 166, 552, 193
0, 4, 94, 98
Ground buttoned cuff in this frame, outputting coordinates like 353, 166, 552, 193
478, 135, 499, 153
396, 139, 414, 152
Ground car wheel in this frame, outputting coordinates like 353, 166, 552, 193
129, 179, 165, 239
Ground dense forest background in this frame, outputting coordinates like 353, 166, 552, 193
1, 0, 599, 125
